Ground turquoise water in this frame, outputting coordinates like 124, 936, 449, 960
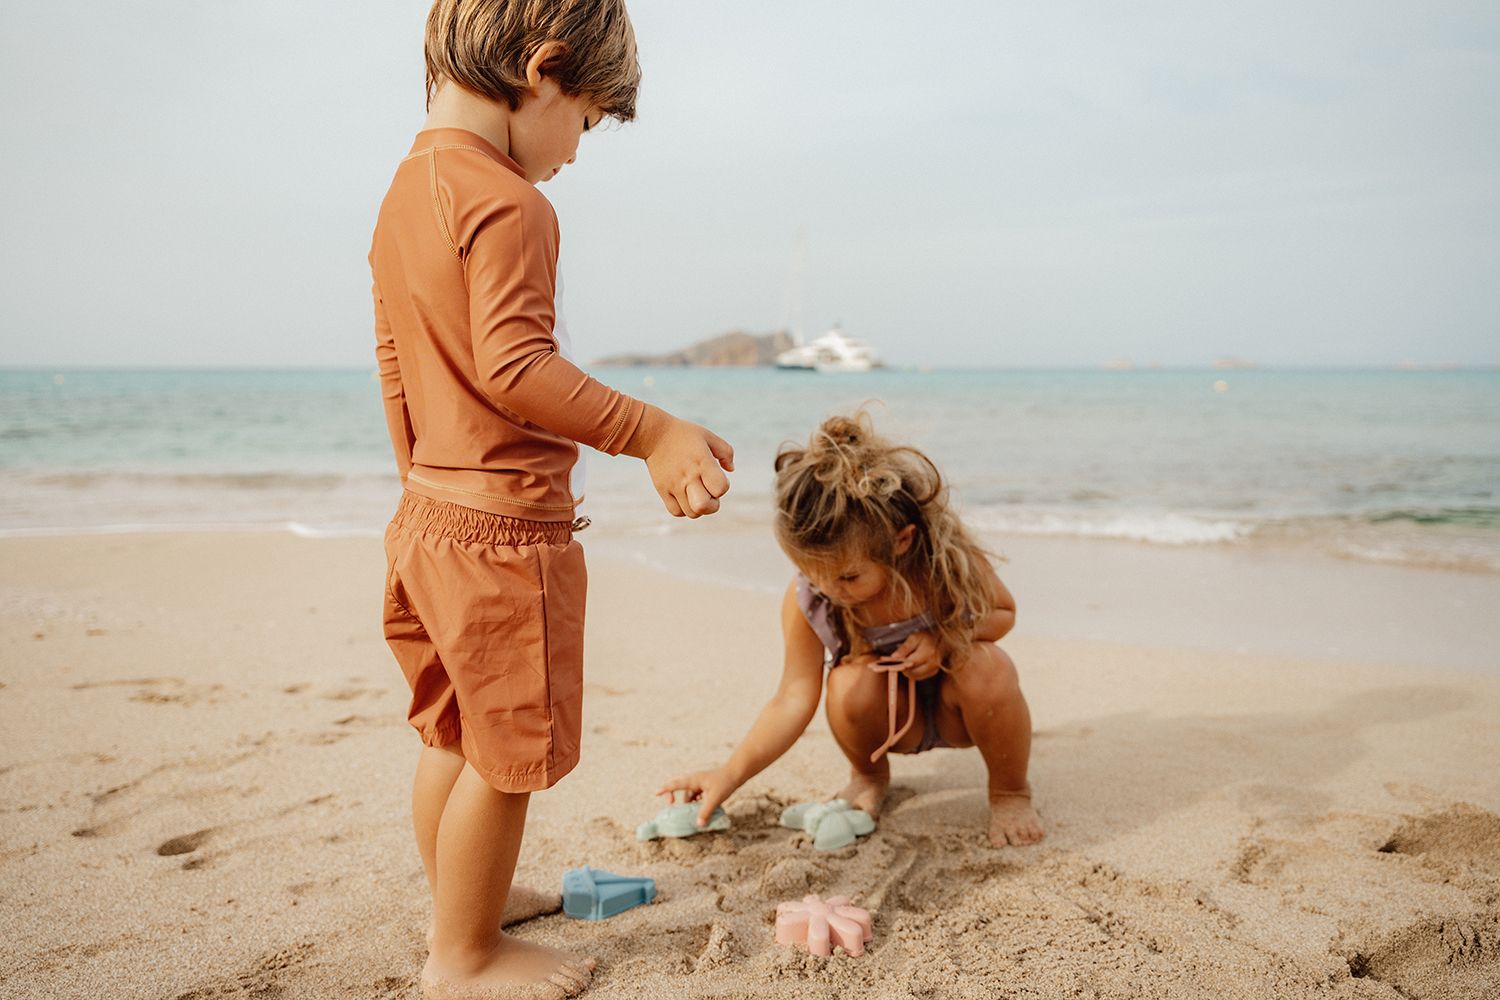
2, 367, 1497, 570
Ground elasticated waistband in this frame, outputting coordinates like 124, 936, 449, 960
390, 491, 573, 546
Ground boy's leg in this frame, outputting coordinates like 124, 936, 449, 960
414, 745, 561, 929
423, 763, 593, 998
414, 744, 466, 892
824, 662, 915, 816
945, 644, 1045, 847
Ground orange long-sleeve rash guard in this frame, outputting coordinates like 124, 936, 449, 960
369, 128, 642, 522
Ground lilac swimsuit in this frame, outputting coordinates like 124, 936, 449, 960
795, 575, 949, 754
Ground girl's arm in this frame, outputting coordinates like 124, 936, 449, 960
656, 579, 826, 825
887, 555, 1018, 678
972, 556, 1017, 643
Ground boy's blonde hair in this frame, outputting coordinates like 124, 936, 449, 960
424, 0, 640, 119
775, 412, 996, 669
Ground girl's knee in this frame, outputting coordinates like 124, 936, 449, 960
950, 644, 1022, 704
826, 663, 887, 718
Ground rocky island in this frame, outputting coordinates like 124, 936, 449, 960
593, 329, 793, 368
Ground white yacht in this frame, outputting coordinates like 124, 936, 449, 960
775, 326, 882, 373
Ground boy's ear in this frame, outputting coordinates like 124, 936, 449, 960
524, 40, 570, 93
893, 524, 917, 557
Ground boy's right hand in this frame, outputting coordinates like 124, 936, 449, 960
623, 406, 734, 518
656, 766, 738, 828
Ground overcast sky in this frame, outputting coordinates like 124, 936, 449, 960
2, 1, 1496, 369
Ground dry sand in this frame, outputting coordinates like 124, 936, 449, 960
2, 531, 1499, 999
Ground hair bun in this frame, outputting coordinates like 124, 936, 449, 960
816, 413, 868, 450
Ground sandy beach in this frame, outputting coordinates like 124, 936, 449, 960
3, 529, 1499, 999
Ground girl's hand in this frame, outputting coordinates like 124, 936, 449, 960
887, 630, 943, 680
656, 766, 739, 828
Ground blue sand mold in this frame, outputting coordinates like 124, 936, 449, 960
561, 866, 657, 920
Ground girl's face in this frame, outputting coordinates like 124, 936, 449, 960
796, 526, 916, 609
803, 554, 892, 609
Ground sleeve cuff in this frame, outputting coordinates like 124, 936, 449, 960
597, 396, 645, 456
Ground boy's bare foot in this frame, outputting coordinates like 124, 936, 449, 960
988, 788, 1044, 847
835, 768, 890, 817
500, 884, 563, 926
427, 884, 562, 948
421, 934, 595, 1000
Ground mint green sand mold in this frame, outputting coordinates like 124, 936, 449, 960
636, 803, 731, 841
779, 799, 876, 851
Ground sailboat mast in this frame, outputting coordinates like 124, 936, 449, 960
781, 230, 807, 346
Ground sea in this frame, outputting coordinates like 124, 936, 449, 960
2, 367, 1498, 576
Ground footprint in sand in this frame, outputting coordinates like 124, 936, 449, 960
70, 677, 223, 707
156, 828, 213, 857
1377, 802, 1500, 872
321, 686, 384, 702
172, 940, 315, 1000
1345, 912, 1500, 998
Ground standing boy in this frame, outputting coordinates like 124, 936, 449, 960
370, 2, 733, 996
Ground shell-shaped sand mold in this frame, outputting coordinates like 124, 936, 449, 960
635, 803, 731, 841
779, 799, 876, 851
774, 894, 873, 956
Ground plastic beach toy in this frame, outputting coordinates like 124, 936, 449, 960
562, 866, 656, 920
636, 803, 731, 841
869, 658, 916, 762
775, 894, 873, 956
779, 799, 875, 851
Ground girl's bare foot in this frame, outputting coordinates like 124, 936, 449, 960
428, 884, 563, 948
421, 934, 595, 1000
988, 788, 1044, 847
835, 767, 890, 817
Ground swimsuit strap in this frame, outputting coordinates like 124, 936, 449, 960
795, 574, 848, 664
796, 574, 936, 662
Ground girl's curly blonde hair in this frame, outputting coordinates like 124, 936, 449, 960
774, 411, 996, 668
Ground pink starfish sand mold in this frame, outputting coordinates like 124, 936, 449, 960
774, 894, 873, 957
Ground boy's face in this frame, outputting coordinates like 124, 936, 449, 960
511, 77, 604, 185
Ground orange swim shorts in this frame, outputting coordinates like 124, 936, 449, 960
382, 491, 586, 793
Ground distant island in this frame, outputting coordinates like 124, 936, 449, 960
594, 329, 793, 368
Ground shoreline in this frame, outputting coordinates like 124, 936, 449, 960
581, 524, 1500, 676
4, 521, 1498, 673
3, 497, 1498, 575
3, 532, 1500, 998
